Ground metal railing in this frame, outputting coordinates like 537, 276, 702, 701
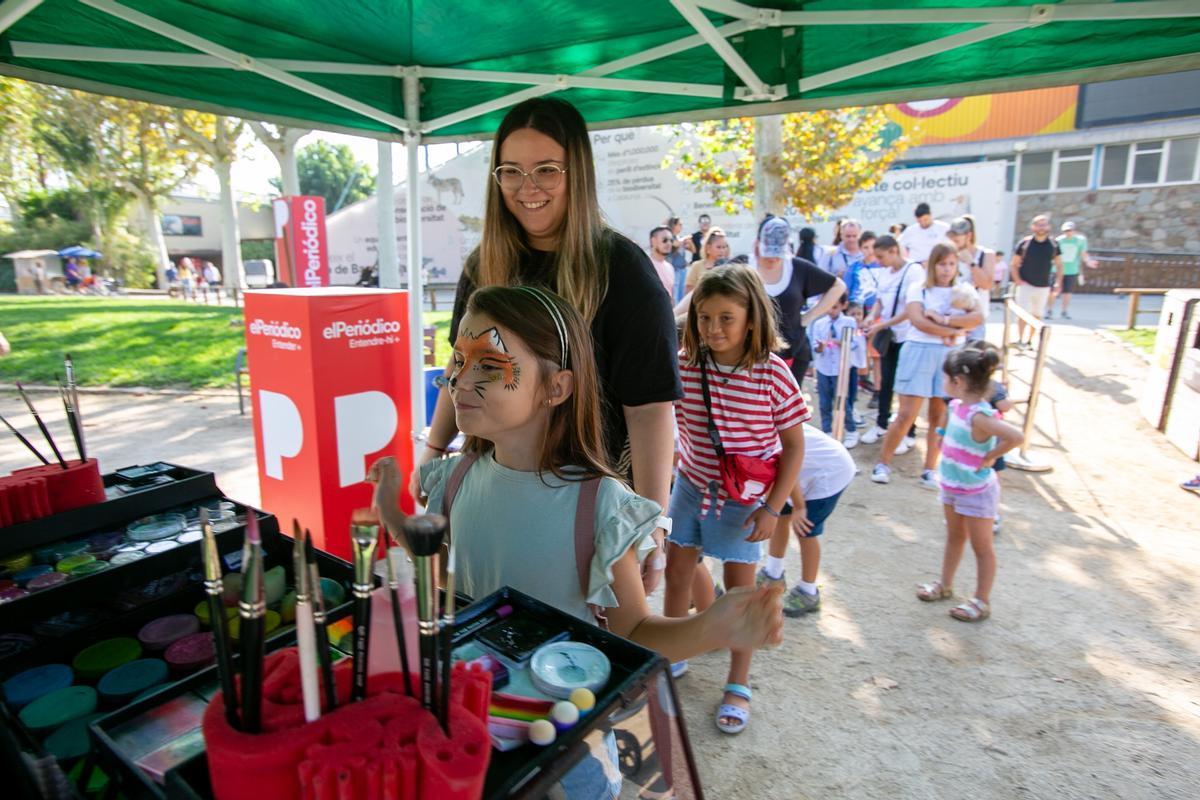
1000, 291, 1054, 472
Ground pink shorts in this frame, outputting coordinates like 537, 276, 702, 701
939, 478, 1000, 520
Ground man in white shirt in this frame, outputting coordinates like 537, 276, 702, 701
897, 202, 950, 264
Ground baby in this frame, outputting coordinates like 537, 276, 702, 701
926, 283, 979, 345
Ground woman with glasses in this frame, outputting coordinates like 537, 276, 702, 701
416, 97, 682, 592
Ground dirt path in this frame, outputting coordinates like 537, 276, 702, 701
2, 323, 1197, 800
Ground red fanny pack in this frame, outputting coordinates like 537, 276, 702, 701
700, 358, 779, 503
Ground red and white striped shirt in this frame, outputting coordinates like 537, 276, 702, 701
676, 351, 810, 516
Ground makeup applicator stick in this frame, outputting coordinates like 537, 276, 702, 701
238, 512, 266, 732
16, 382, 66, 469
292, 522, 321, 722
349, 521, 379, 702
383, 527, 414, 697
438, 542, 456, 734
402, 514, 447, 715
0, 413, 49, 465
305, 529, 337, 712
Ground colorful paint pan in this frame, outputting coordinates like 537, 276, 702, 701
127, 513, 186, 542
2, 663, 73, 708
19, 685, 97, 733
44, 713, 104, 762
176, 531, 203, 544
138, 614, 200, 651
28, 571, 69, 591
0, 551, 33, 572
164, 632, 215, 673
109, 551, 146, 566
228, 610, 281, 641
69, 560, 110, 578
97, 659, 169, 705
0, 587, 29, 603
56, 553, 96, 574
194, 599, 237, 627
74, 638, 142, 681
12, 564, 53, 586
145, 540, 181, 555
0, 633, 35, 659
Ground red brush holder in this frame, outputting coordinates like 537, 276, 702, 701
0, 476, 50, 526
203, 649, 493, 800
10, 458, 105, 515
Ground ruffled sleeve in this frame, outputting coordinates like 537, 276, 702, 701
585, 479, 661, 608
419, 456, 460, 521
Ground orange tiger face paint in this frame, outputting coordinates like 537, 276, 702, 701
450, 326, 522, 401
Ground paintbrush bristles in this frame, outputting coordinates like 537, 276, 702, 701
402, 514, 448, 557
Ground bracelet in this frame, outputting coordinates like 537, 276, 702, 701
759, 503, 781, 518
425, 443, 448, 454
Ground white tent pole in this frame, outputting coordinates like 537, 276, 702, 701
404, 73, 426, 455
777, 1, 1200, 25
668, 0, 775, 99
77, 0, 410, 133
0, 0, 41, 34
376, 141, 399, 289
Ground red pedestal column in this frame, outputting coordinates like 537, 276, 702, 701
245, 288, 414, 560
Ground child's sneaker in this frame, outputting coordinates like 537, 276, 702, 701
860, 425, 886, 444
1182, 475, 1200, 494
870, 463, 891, 484
783, 586, 820, 617
843, 431, 860, 449
895, 435, 916, 455
919, 469, 939, 491
756, 566, 786, 589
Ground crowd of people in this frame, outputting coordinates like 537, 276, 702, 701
360, 95, 1182, 797
164, 256, 222, 302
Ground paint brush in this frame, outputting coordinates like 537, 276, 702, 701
0, 413, 49, 465
304, 529, 337, 712
438, 541, 456, 734
63, 355, 86, 461
402, 514, 447, 715
201, 508, 240, 730
15, 382, 66, 469
292, 521, 321, 722
382, 526, 414, 697
238, 512, 266, 732
57, 377, 83, 462
349, 517, 380, 702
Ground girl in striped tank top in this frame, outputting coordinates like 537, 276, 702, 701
916, 344, 1023, 622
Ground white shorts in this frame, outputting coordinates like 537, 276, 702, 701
1015, 284, 1050, 319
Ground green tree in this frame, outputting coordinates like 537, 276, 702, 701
271, 140, 374, 211
663, 108, 911, 220
0, 78, 40, 225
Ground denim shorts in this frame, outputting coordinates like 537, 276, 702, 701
894, 341, 952, 399
782, 490, 844, 537
939, 478, 1000, 520
667, 475, 762, 564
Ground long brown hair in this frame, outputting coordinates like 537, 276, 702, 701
462, 286, 617, 484
682, 264, 786, 369
468, 98, 608, 323
925, 241, 959, 287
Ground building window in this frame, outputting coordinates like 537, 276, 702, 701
1054, 147, 1092, 189
1166, 137, 1199, 183
1100, 144, 1130, 186
1018, 151, 1052, 192
1131, 140, 1164, 184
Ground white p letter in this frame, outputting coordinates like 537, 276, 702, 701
334, 391, 398, 487
259, 390, 304, 480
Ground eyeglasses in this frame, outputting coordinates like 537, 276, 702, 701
492, 164, 567, 192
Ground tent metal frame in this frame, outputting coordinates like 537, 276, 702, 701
4, 0, 1200, 455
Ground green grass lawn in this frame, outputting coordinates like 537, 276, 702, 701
1111, 327, 1156, 355
0, 295, 452, 389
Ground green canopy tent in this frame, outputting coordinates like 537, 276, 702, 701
3, 0, 1200, 430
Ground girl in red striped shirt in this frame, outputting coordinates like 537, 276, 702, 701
663, 264, 808, 734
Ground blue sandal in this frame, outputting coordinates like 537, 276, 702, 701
715, 683, 752, 734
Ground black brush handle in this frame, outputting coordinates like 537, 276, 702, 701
208, 592, 240, 730
239, 616, 264, 732
420, 636, 437, 714
351, 592, 371, 702
0, 415, 49, 465
439, 626, 452, 734
390, 588, 414, 696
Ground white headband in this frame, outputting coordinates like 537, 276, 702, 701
516, 286, 569, 370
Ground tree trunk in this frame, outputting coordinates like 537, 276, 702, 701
754, 114, 786, 218
280, 143, 300, 197
138, 192, 171, 289
214, 157, 245, 288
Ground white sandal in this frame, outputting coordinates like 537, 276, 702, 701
715, 683, 752, 735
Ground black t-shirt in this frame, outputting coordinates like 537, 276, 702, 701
689, 230, 704, 263
1014, 236, 1060, 288
450, 232, 683, 469
769, 256, 837, 363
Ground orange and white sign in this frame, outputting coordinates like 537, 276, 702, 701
245, 288, 414, 560
273, 196, 330, 288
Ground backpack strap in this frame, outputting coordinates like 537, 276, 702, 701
573, 477, 609, 630
440, 451, 481, 533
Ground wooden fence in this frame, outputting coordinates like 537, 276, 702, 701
1080, 250, 1200, 294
